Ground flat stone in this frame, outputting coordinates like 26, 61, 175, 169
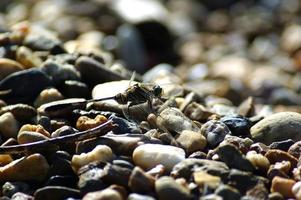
251, 112, 301, 145
133, 144, 185, 171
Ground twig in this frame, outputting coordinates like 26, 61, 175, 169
0, 120, 113, 154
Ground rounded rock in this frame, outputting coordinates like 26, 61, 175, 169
76, 115, 107, 131
201, 120, 230, 148
17, 131, 49, 144
176, 130, 207, 154
271, 176, 295, 198
246, 151, 270, 172
71, 145, 114, 172
251, 112, 301, 145
34, 88, 64, 108
133, 144, 185, 171
0, 58, 24, 80
0, 112, 19, 139
83, 188, 122, 200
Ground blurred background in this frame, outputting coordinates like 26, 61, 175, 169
1, 0, 301, 106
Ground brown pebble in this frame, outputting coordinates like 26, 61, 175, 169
265, 149, 298, 168
271, 176, 295, 198
19, 124, 50, 137
0, 58, 24, 80
76, 115, 107, 131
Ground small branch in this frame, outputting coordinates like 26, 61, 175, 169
0, 120, 113, 154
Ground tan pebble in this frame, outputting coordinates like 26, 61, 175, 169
0, 112, 19, 139
76, 115, 107, 131
72, 145, 114, 172
0, 58, 24, 80
133, 144, 185, 171
271, 176, 295, 198
16, 46, 42, 68
19, 124, 50, 137
176, 130, 207, 154
83, 188, 122, 200
34, 88, 64, 108
193, 171, 221, 188
0, 153, 49, 182
17, 131, 49, 144
274, 161, 291, 174
246, 151, 270, 172
265, 149, 298, 168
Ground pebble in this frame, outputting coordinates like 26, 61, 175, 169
34, 88, 64, 108
0, 58, 24, 80
193, 171, 221, 188
71, 145, 114, 172
292, 181, 301, 200
201, 120, 230, 147
11, 192, 33, 200
0, 104, 37, 121
128, 193, 156, 200
155, 176, 191, 200
217, 144, 254, 172
83, 188, 122, 200
128, 166, 155, 193
214, 184, 241, 200
2, 181, 30, 198
17, 131, 49, 144
0, 68, 52, 104
183, 102, 213, 121
133, 144, 185, 171
0, 112, 19, 139
0, 154, 49, 182
288, 141, 301, 158
16, 46, 42, 68
246, 151, 270, 172
220, 115, 252, 136
19, 124, 50, 137
76, 115, 107, 131
34, 186, 81, 200
271, 176, 295, 198
75, 56, 126, 87
269, 139, 295, 151
251, 112, 301, 145
157, 107, 200, 134
176, 130, 207, 154
0, 155, 13, 166
58, 80, 89, 98
265, 149, 298, 168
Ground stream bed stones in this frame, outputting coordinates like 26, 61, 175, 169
1, 0, 301, 199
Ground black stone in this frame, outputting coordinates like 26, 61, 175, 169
221, 115, 252, 136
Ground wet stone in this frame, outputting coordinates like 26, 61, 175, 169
0, 68, 52, 104
251, 112, 301, 145
155, 176, 191, 200
176, 130, 207, 154
133, 144, 185, 171
200, 120, 230, 148
220, 115, 252, 136
217, 144, 254, 172
34, 186, 81, 200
